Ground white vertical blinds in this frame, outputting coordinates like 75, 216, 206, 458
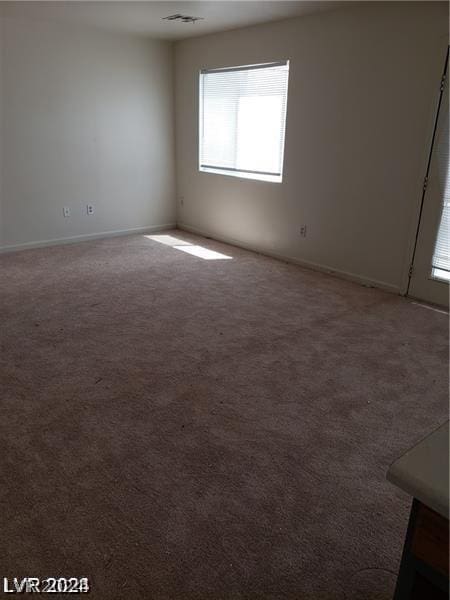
199, 61, 289, 181
431, 91, 450, 280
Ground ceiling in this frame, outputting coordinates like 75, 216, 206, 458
0, 1, 353, 40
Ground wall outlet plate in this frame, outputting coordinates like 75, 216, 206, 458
300, 225, 307, 237
63, 207, 71, 217
86, 204, 94, 215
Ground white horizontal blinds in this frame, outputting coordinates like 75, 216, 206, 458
200, 62, 289, 177
431, 94, 450, 276
433, 203, 449, 272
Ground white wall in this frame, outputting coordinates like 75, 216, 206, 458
0, 17, 176, 250
175, 2, 448, 292
0, 17, 3, 245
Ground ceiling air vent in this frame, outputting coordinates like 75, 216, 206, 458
163, 14, 204, 24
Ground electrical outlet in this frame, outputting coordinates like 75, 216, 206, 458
300, 225, 307, 238
63, 207, 71, 218
86, 204, 94, 216
179, 196, 184, 207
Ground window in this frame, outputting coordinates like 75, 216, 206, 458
432, 203, 450, 282
199, 61, 290, 183
430, 141, 450, 282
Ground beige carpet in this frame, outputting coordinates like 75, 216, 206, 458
0, 230, 448, 599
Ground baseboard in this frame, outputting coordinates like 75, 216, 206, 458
177, 222, 401, 295
0, 223, 177, 254
2, 220, 402, 296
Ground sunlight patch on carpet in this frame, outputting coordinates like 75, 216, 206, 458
145, 235, 232, 260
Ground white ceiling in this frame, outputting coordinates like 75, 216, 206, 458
0, 1, 353, 40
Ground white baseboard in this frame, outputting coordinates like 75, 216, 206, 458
0, 223, 176, 254
1, 219, 402, 296
177, 222, 401, 296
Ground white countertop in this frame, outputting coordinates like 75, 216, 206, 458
387, 421, 449, 519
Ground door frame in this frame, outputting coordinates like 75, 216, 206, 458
401, 44, 449, 300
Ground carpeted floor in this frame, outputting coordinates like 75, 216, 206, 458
0, 230, 448, 600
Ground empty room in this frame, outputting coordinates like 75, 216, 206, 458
0, 1, 448, 599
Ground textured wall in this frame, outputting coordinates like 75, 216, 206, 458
175, 2, 448, 292
0, 17, 176, 249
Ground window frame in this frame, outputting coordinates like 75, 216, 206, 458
198, 61, 289, 183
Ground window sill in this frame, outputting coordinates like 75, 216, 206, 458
199, 166, 282, 183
